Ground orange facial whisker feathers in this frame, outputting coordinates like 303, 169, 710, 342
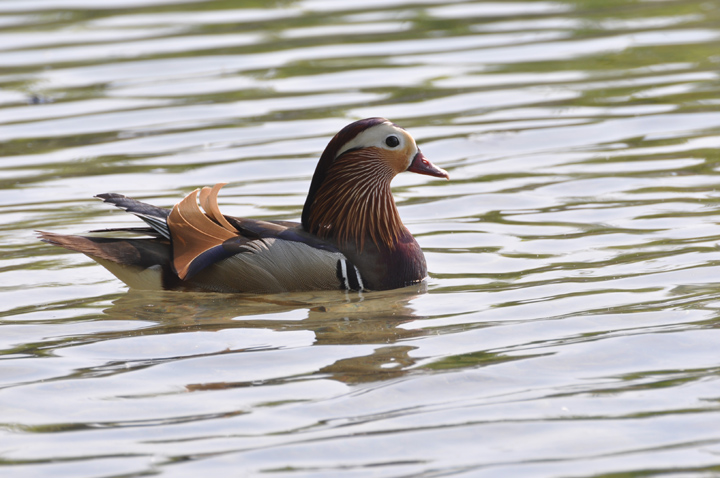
306, 152, 403, 250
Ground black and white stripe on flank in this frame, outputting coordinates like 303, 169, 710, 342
336, 259, 365, 291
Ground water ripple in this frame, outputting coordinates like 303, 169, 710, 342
2, 0, 720, 476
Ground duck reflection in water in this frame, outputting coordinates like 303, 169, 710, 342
99, 283, 428, 386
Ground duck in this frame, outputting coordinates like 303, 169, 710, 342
39, 117, 449, 293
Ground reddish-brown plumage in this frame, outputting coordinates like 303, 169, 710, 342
302, 117, 388, 230
305, 147, 402, 251
39, 117, 449, 293
299, 117, 449, 290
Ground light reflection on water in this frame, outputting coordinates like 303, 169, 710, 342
2, 0, 720, 476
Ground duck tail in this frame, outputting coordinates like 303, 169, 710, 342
37, 231, 177, 290
95, 193, 171, 239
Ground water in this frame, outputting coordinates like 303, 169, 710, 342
2, 0, 720, 476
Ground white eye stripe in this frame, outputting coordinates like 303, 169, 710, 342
335, 122, 413, 158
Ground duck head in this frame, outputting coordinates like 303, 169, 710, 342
302, 117, 448, 249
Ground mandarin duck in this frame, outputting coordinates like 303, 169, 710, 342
39, 118, 449, 293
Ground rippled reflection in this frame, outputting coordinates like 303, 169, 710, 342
2, 0, 720, 476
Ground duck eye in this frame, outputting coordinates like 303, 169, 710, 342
385, 135, 400, 148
